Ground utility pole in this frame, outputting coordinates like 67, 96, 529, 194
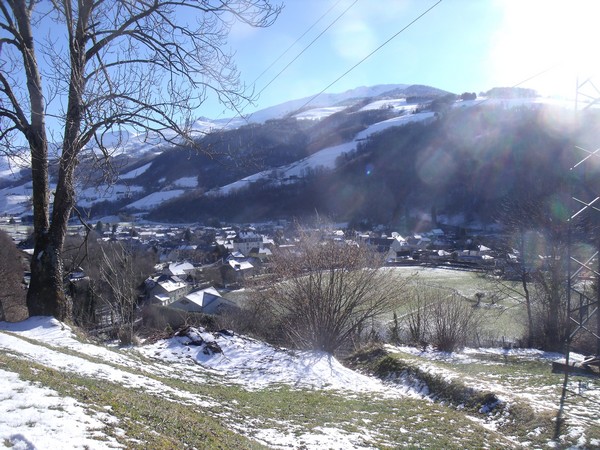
553, 76, 600, 439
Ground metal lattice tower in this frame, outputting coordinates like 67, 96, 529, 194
554, 77, 600, 438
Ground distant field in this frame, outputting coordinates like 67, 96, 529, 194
388, 266, 527, 345
389, 266, 501, 297
233, 266, 529, 346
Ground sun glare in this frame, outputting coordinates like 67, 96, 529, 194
489, 0, 600, 99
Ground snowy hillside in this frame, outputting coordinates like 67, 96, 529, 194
210, 111, 436, 196
243, 84, 411, 123
0, 83, 579, 220
1, 316, 598, 448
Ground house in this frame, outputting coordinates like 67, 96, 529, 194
406, 234, 431, 249
227, 258, 254, 274
386, 235, 410, 261
366, 236, 394, 253
431, 228, 445, 237
250, 246, 272, 262
168, 286, 234, 314
220, 257, 255, 287
456, 250, 495, 265
146, 274, 192, 305
164, 261, 194, 278
232, 230, 263, 256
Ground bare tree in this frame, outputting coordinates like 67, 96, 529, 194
0, 0, 281, 320
491, 197, 569, 350
258, 229, 407, 354
94, 241, 147, 344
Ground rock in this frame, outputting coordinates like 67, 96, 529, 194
203, 341, 223, 355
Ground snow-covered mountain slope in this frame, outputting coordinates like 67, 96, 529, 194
210, 111, 436, 196
0, 84, 578, 220
242, 84, 411, 123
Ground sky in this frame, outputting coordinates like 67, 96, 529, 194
199, 0, 600, 119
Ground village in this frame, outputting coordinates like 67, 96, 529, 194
0, 217, 513, 320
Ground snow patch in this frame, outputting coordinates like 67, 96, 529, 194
173, 176, 198, 188
119, 162, 152, 180
293, 106, 347, 120
126, 189, 185, 210
0, 368, 122, 449
77, 184, 144, 208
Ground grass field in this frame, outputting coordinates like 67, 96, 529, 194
386, 266, 528, 345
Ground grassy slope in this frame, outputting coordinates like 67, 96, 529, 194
347, 345, 600, 448
2, 325, 599, 449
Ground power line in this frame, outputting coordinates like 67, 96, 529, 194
291, 0, 443, 115
249, 0, 346, 88
254, 0, 359, 100
222, 0, 359, 127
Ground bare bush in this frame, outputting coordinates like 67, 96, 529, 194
257, 229, 408, 354
64, 236, 155, 343
430, 292, 480, 352
401, 283, 481, 352
403, 283, 433, 347
0, 230, 27, 322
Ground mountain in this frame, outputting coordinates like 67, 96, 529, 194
241, 84, 412, 122
145, 99, 583, 226
3, 83, 589, 228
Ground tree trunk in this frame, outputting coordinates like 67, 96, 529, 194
547, 291, 561, 351
27, 235, 71, 320
13, 0, 60, 319
545, 258, 563, 351
519, 231, 535, 347
25, 0, 91, 322
522, 273, 534, 347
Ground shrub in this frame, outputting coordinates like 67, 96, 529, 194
0, 230, 27, 322
255, 228, 409, 354
401, 284, 481, 352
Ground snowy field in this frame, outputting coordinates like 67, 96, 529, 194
1, 316, 599, 448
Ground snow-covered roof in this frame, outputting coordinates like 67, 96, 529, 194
157, 278, 188, 292
154, 294, 170, 303
168, 261, 193, 276
228, 259, 254, 271
262, 236, 275, 245
177, 244, 197, 251
237, 231, 260, 239
182, 287, 222, 307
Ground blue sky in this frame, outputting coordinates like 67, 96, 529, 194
201, 0, 600, 119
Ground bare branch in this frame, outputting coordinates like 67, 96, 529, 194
1, 0, 282, 320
